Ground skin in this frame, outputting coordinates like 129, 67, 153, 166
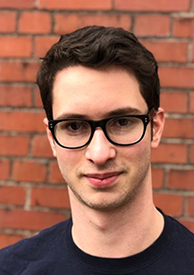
45, 65, 165, 257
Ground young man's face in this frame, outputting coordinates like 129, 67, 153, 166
46, 66, 164, 211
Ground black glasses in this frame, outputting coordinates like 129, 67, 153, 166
48, 107, 156, 149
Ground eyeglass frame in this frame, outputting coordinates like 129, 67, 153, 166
48, 107, 156, 149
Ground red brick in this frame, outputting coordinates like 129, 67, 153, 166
54, 13, 132, 34
34, 36, 59, 58
160, 91, 187, 113
0, 209, 66, 231
32, 135, 53, 158
0, 111, 45, 133
115, 0, 190, 11
0, 0, 35, 8
0, 135, 30, 157
0, 186, 26, 206
19, 12, 52, 34
159, 67, 194, 88
31, 187, 70, 209
152, 168, 164, 189
151, 144, 187, 164
167, 170, 194, 190
39, 0, 112, 10
163, 118, 194, 139
179, 219, 194, 233
0, 85, 32, 107
0, 159, 10, 181
135, 14, 170, 36
187, 197, 194, 216
0, 36, 32, 58
189, 144, 194, 163
0, 61, 40, 82
0, 11, 17, 33
192, 43, 194, 62
153, 193, 183, 216
189, 91, 194, 113
0, 234, 23, 249
49, 161, 65, 184
34, 87, 43, 108
141, 40, 188, 62
173, 17, 194, 38
13, 161, 46, 183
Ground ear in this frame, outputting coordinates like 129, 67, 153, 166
43, 117, 57, 157
151, 107, 165, 149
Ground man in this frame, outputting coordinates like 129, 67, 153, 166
0, 26, 194, 274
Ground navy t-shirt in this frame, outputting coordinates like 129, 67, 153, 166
0, 211, 194, 274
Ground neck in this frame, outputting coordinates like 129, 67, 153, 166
69, 177, 164, 258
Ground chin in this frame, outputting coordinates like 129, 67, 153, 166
79, 192, 137, 212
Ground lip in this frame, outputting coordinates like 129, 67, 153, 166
85, 172, 122, 188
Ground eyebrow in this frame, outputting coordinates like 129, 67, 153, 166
54, 107, 146, 121
106, 107, 145, 117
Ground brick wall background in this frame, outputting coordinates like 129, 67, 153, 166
0, 0, 194, 249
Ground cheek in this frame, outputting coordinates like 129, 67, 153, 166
124, 136, 151, 164
54, 148, 82, 178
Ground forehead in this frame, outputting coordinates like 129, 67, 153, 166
52, 66, 147, 120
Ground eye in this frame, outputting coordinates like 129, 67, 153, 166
114, 117, 137, 128
67, 122, 83, 131
107, 117, 140, 135
57, 120, 90, 137
116, 118, 131, 127
61, 121, 87, 131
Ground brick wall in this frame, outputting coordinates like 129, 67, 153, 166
0, 0, 194, 248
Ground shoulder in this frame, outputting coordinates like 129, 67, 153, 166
152, 213, 194, 273
160, 208, 194, 242
163, 212, 194, 261
169, 215, 194, 243
0, 219, 71, 274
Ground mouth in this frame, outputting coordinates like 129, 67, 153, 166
84, 172, 122, 188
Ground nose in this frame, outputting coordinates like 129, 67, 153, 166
85, 128, 116, 165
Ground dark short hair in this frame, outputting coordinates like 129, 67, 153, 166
37, 25, 160, 120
